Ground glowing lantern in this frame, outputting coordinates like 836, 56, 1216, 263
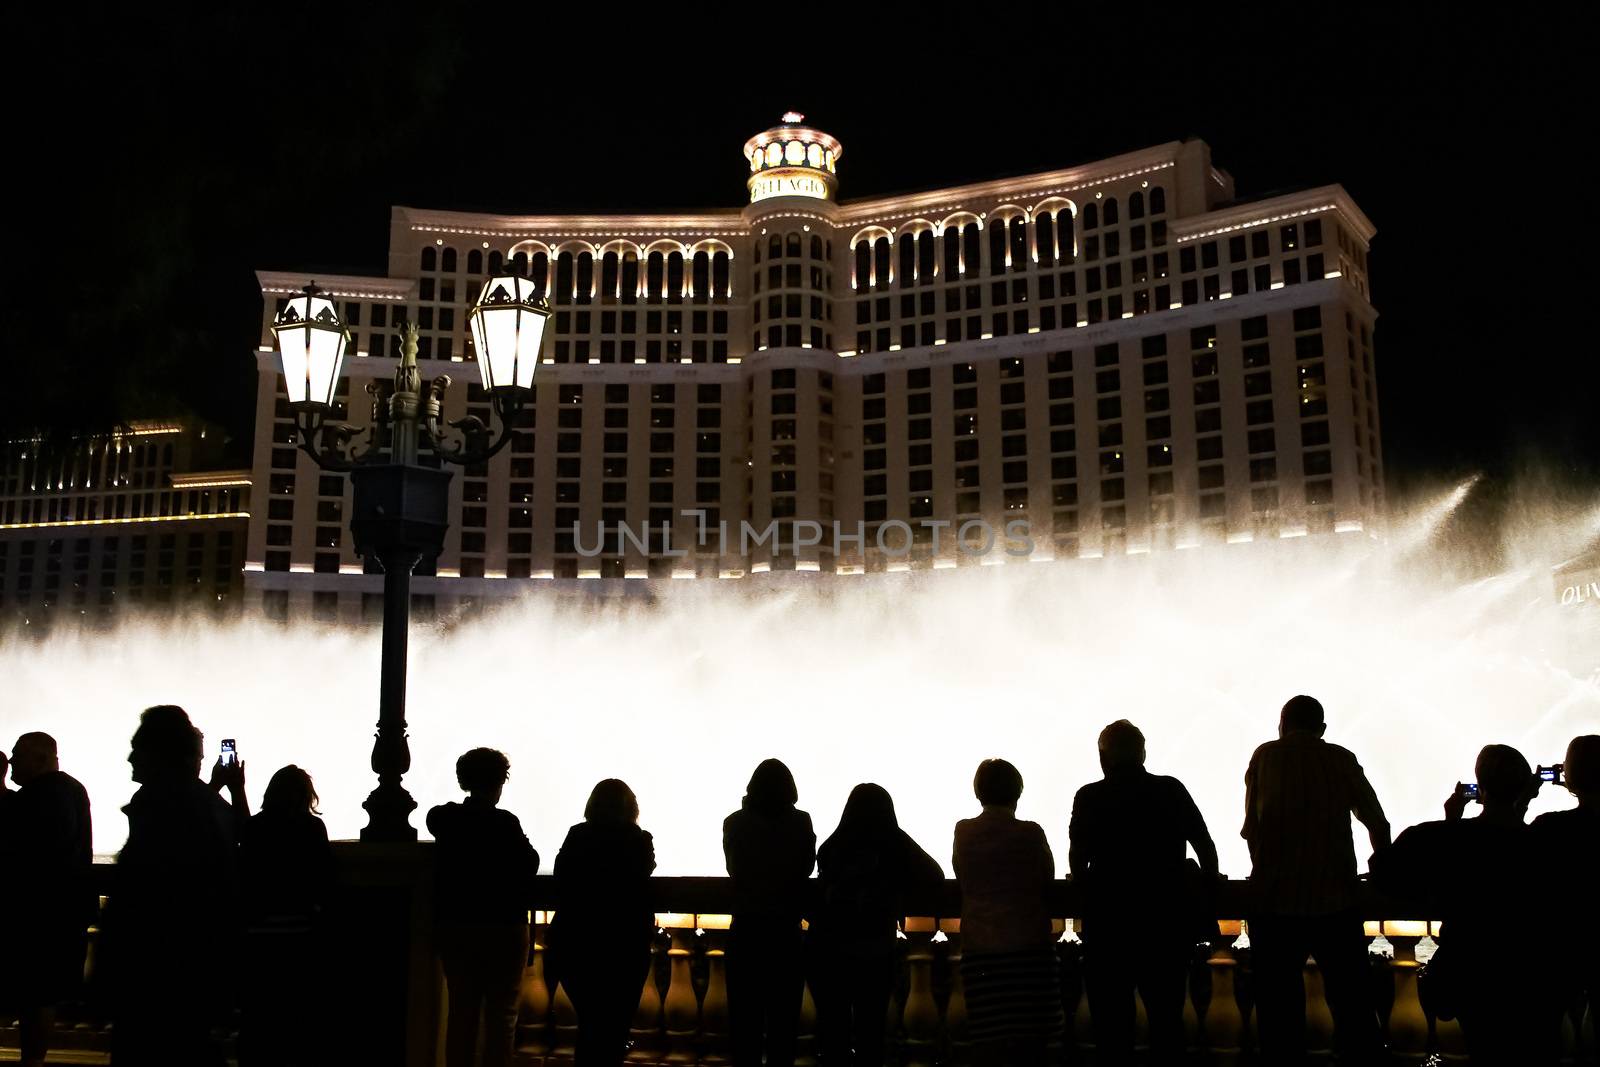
467, 267, 551, 393
272, 284, 349, 409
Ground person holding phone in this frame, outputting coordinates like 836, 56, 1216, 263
210, 737, 251, 826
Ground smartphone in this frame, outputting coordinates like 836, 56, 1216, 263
1457, 782, 1480, 801
1538, 764, 1564, 785
221, 738, 238, 767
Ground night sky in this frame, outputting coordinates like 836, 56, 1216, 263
7, 9, 1594, 507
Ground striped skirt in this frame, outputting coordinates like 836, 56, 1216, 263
961, 948, 1066, 1044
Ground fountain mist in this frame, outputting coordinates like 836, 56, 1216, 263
2, 479, 1596, 876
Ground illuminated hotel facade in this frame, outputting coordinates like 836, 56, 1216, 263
246, 115, 1381, 622
0, 420, 251, 626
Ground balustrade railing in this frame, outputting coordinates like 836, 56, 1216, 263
4, 853, 1593, 1065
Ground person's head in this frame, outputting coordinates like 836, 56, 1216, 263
129, 705, 204, 785
455, 748, 511, 804
10, 732, 59, 786
584, 778, 640, 824
1279, 694, 1327, 739
973, 758, 1024, 810
1475, 744, 1535, 815
1098, 720, 1146, 776
744, 758, 799, 813
0, 748, 9, 790
837, 782, 898, 837
1564, 735, 1600, 804
262, 765, 320, 815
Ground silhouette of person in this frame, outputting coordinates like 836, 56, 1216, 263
1242, 694, 1387, 1065
426, 748, 539, 1067
1532, 735, 1599, 1057
549, 779, 658, 1067
238, 765, 335, 1067
952, 758, 1063, 1067
723, 758, 816, 1067
1375, 744, 1551, 1065
1069, 720, 1218, 1065
7, 732, 95, 1067
108, 704, 241, 1067
810, 783, 943, 1066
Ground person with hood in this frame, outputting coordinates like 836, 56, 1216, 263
723, 759, 817, 1067
549, 779, 658, 1066
810, 783, 943, 1066
426, 748, 540, 1067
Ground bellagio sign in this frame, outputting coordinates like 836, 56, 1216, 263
750, 169, 830, 204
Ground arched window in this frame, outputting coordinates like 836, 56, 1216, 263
667, 252, 685, 303
692, 252, 710, 303
943, 228, 961, 277
962, 222, 981, 275
810, 234, 823, 260
621, 253, 639, 304
1082, 203, 1098, 230
854, 241, 872, 289
898, 233, 915, 286
1058, 212, 1076, 263
467, 249, 483, 274
988, 220, 1007, 275
530, 253, 549, 299
421, 247, 437, 272
441, 247, 457, 273
575, 252, 594, 303
512, 251, 529, 276
1009, 217, 1028, 272
768, 234, 782, 260
488, 250, 504, 273
917, 231, 936, 282
1128, 191, 1145, 219
602, 252, 620, 298
1103, 197, 1119, 226
555, 253, 574, 305
1037, 212, 1056, 268
786, 233, 801, 258
712, 251, 730, 299
646, 252, 665, 303
1149, 186, 1166, 214
873, 236, 892, 291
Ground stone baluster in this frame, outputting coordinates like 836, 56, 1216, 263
1185, 941, 1211, 1054
1384, 922, 1431, 1062
942, 920, 970, 1067
698, 915, 733, 1066
901, 917, 941, 1067
659, 920, 701, 1065
1060, 922, 1091, 1056
1304, 957, 1335, 1054
626, 930, 665, 1064
1205, 923, 1245, 1065
1580, 993, 1595, 1062
518, 914, 554, 1060
549, 967, 579, 1066
795, 969, 819, 1067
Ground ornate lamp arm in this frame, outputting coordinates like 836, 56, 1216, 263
294, 407, 378, 471
421, 374, 527, 466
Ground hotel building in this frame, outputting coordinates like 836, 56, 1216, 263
247, 115, 1380, 622
0, 419, 251, 626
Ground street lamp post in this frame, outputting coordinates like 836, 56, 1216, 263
271, 274, 549, 841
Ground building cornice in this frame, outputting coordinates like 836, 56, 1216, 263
256, 271, 417, 301
396, 205, 749, 241
833, 142, 1188, 223
1172, 185, 1376, 245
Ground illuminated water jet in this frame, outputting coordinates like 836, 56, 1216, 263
2, 482, 1596, 876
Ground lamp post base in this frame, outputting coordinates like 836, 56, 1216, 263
361, 783, 420, 843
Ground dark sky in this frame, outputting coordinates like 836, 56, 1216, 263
7, 8, 1594, 504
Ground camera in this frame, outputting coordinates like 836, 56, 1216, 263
1537, 764, 1564, 785
220, 738, 238, 767
1456, 782, 1480, 801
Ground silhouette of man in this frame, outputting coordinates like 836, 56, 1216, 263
108, 705, 240, 1067
1376, 744, 1552, 1065
1242, 695, 1387, 1064
723, 759, 816, 1067
1532, 735, 1599, 1055
8, 733, 94, 1067
427, 748, 539, 1067
1070, 719, 1217, 1064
